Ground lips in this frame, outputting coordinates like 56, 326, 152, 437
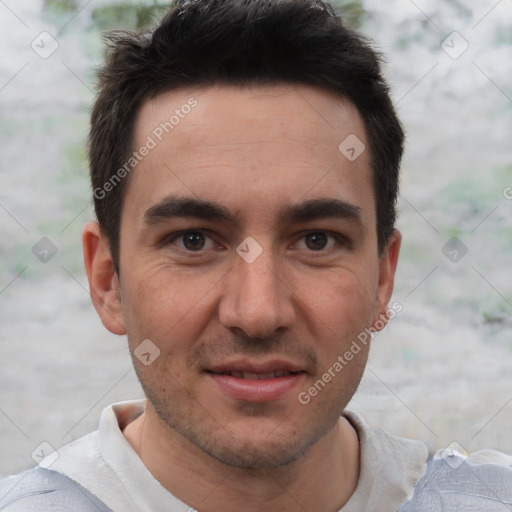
211, 370, 297, 379
206, 359, 305, 376
205, 360, 307, 402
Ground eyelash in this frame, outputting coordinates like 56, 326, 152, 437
162, 230, 351, 255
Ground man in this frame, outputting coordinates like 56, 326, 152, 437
1, 0, 511, 510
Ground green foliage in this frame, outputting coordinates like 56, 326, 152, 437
495, 25, 512, 46
397, 346, 420, 362
91, 3, 170, 31
90, 0, 365, 31
44, 0, 79, 14
332, 0, 366, 29
482, 310, 508, 325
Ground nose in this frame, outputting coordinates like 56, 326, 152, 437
218, 244, 296, 339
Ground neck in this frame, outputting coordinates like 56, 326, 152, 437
123, 401, 360, 512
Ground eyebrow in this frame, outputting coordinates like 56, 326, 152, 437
143, 195, 365, 228
276, 197, 365, 226
144, 196, 235, 225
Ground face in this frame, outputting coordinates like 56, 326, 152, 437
87, 84, 400, 469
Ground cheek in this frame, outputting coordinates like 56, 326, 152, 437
295, 262, 378, 333
121, 263, 220, 349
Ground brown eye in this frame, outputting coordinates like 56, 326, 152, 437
304, 232, 330, 251
181, 232, 206, 251
293, 231, 349, 254
164, 230, 217, 252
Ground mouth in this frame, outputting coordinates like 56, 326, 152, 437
207, 370, 302, 379
205, 362, 307, 402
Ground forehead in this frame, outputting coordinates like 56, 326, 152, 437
125, 84, 374, 226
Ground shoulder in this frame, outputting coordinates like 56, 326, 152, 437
399, 447, 512, 511
343, 410, 430, 509
0, 466, 113, 511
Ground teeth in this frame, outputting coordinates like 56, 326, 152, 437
242, 372, 260, 380
256, 372, 275, 379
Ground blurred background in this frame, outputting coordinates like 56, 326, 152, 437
0, 0, 511, 475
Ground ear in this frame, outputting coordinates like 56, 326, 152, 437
82, 221, 126, 335
371, 229, 401, 332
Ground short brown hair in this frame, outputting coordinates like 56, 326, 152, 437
88, 0, 404, 272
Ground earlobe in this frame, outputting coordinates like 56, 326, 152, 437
371, 229, 402, 332
82, 221, 126, 335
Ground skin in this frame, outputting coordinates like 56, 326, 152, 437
83, 84, 401, 512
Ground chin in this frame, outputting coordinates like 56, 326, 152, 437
196, 434, 317, 469
142, 372, 349, 470
166, 407, 338, 470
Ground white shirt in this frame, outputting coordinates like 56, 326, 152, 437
44, 400, 429, 512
